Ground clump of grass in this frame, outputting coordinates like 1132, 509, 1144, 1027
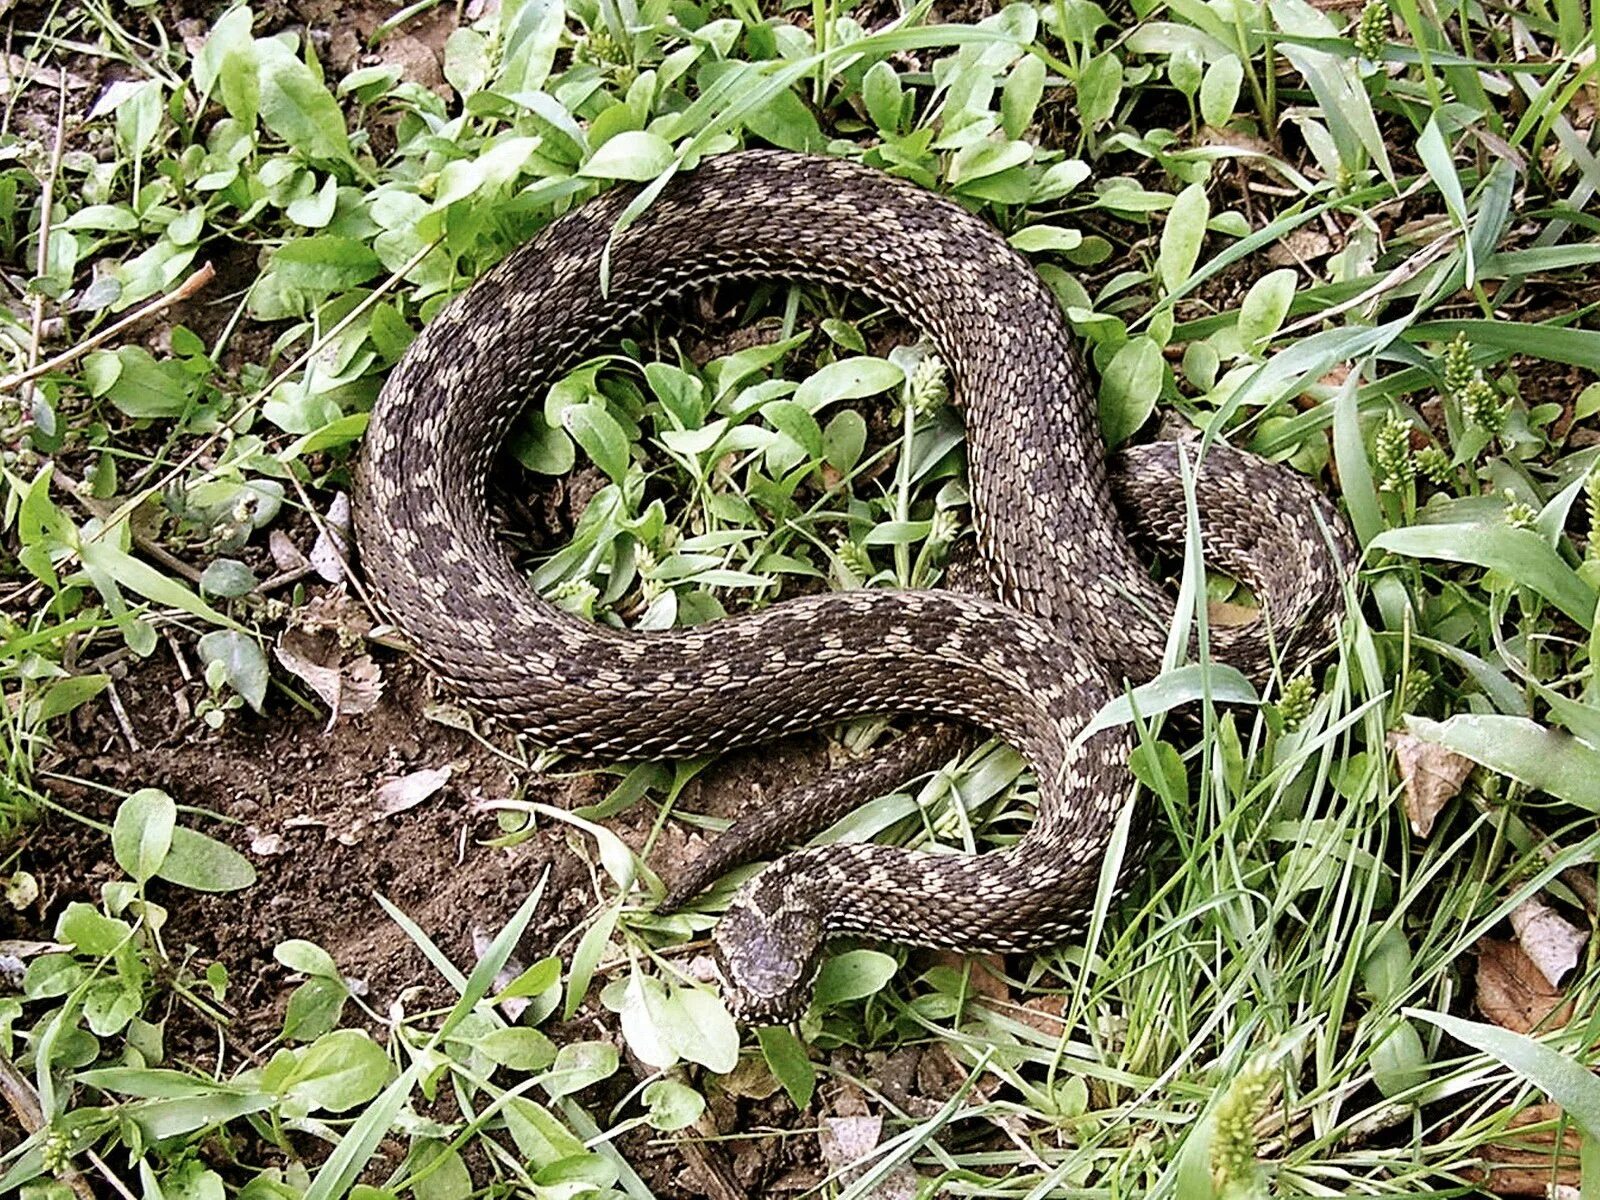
2, 0, 1599, 1194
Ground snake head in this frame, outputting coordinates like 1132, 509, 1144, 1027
713, 871, 825, 1025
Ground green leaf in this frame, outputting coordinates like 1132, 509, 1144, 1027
275, 938, 340, 978
1098, 336, 1163, 447
564, 902, 620, 1020
541, 1040, 619, 1098
84, 346, 193, 419
1080, 663, 1257, 742
302, 1062, 425, 1200
1009, 224, 1084, 254
761, 400, 824, 462
1371, 524, 1597, 625
581, 131, 674, 181
561, 402, 631, 485
1001, 53, 1046, 139
433, 135, 541, 208
282, 976, 349, 1043
642, 1079, 705, 1131
1370, 1016, 1429, 1097
615, 971, 676, 1068
861, 61, 904, 132
499, 0, 565, 94
270, 237, 384, 295
1403, 714, 1600, 813
1237, 268, 1296, 348
79, 539, 231, 627
659, 985, 739, 1074
33, 673, 110, 724
1158, 183, 1209, 295
198, 629, 270, 713
1271, 0, 1393, 181
200, 558, 258, 598
823, 409, 868, 474
411, 1142, 470, 1200
259, 54, 354, 162
475, 1027, 558, 1071
813, 949, 898, 1007
158, 826, 257, 893
756, 1024, 815, 1108
56, 902, 133, 957
112, 787, 176, 883
1406, 319, 1600, 373
268, 1029, 392, 1113
1409, 1010, 1600, 1138
496, 955, 562, 1001
1076, 51, 1122, 127
792, 356, 904, 412
1199, 54, 1243, 125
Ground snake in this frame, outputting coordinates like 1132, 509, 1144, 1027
354, 150, 1353, 1023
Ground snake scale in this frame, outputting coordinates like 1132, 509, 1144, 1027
355, 151, 1353, 1022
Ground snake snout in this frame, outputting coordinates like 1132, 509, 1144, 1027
713, 879, 825, 1024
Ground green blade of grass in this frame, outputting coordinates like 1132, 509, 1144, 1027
1370, 524, 1598, 625
1404, 713, 1600, 812
1407, 1010, 1600, 1138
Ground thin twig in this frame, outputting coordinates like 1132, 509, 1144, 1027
104, 678, 142, 752
50, 469, 205, 584
18, 69, 68, 410
1277, 234, 1455, 337
0, 1046, 98, 1200
0, 262, 217, 393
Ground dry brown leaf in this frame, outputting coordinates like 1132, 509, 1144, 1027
291, 587, 374, 642
269, 529, 309, 573
1, 54, 90, 95
1265, 224, 1337, 266
276, 631, 382, 730
1470, 1102, 1582, 1196
1208, 599, 1261, 628
1388, 732, 1474, 836
927, 950, 1011, 1004
376, 766, 453, 816
1475, 938, 1572, 1033
1509, 898, 1587, 989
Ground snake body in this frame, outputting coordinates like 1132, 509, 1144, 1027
355, 151, 1351, 1021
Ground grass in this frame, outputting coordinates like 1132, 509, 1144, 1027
1, 0, 1599, 1195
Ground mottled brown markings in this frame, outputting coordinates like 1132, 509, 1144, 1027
355, 151, 1354, 1020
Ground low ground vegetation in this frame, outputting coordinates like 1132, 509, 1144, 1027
1, 0, 1599, 1196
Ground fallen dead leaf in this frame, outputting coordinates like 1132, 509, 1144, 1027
818, 1115, 916, 1199
1508, 898, 1587, 989
269, 529, 310, 573
276, 631, 383, 730
1265, 224, 1337, 266
1, 53, 90, 95
1388, 732, 1474, 836
1471, 1102, 1582, 1196
311, 492, 353, 583
376, 765, 453, 816
275, 589, 381, 729
1475, 938, 1572, 1034
1208, 599, 1261, 627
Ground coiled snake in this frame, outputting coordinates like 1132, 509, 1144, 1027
355, 151, 1352, 1022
